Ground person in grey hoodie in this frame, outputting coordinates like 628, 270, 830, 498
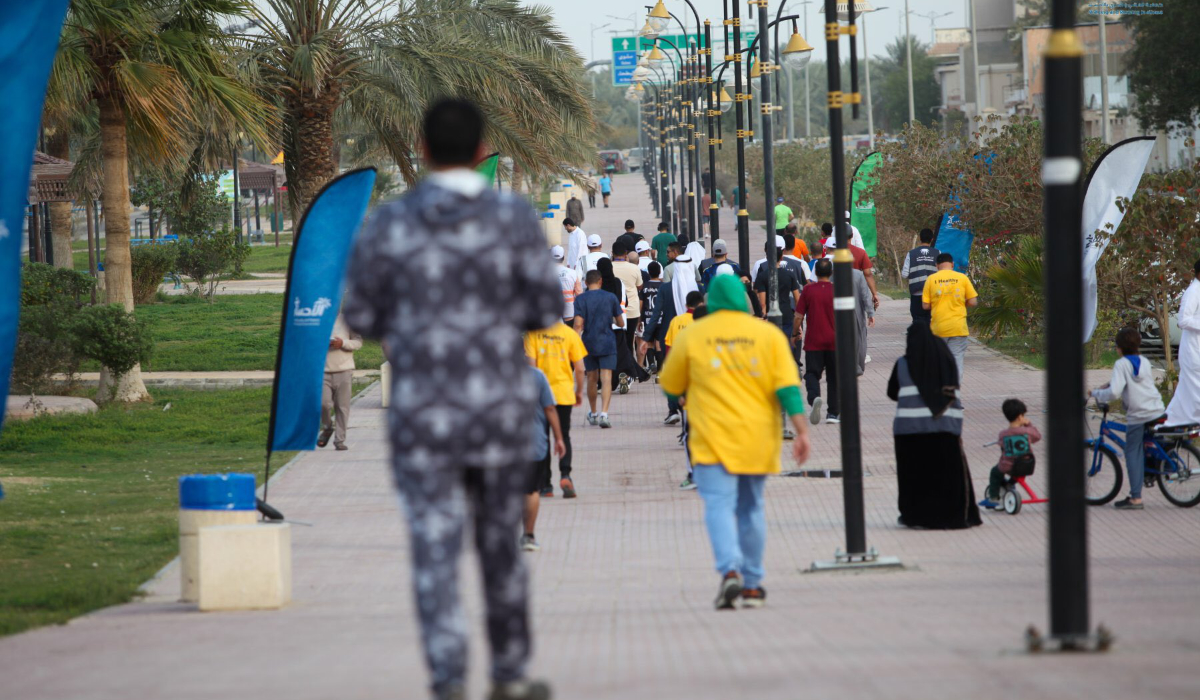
1089, 327, 1166, 510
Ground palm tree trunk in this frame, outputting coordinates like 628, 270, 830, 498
46, 130, 74, 269
96, 94, 150, 403
288, 87, 339, 214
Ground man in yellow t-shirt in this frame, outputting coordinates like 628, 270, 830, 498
665, 291, 703, 351
921, 253, 979, 381
525, 322, 587, 498
659, 275, 811, 611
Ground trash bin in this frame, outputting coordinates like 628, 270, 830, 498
178, 474, 257, 603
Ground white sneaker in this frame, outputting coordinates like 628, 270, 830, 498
809, 396, 824, 425
864, 354, 872, 364
663, 411, 682, 425
598, 413, 612, 429
586, 412, 598, 426
827, 414, 841, 424
520, 534, 540, 552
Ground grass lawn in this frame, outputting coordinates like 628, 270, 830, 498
69, 236, 295, 275
127, 295, 383, 372
978, 334, 1120, 370
879, 285, 911, 301
0, 387, 300, 637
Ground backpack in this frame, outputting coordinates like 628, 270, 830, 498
1002, 433, 1036, 477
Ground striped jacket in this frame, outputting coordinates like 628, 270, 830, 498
888, 357, 963, 436
902, 246, 940, 297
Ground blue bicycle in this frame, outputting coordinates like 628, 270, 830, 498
1085, 400, 1200, 507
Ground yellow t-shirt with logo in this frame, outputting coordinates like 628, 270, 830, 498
921, 269, 977, 338
524, 322, 588, 405
659, 310, 801, 475
664, 311, 694, 349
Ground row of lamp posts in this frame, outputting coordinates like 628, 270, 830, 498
624, 0, 1097, 652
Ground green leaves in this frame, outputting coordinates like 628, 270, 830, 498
69, 305, 154, 379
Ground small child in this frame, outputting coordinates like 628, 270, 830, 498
1089, 327, 1166, 510
980, 398, 1042, 510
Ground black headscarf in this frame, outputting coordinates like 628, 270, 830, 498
903, 321, 959, 417
597, 257, 623, 300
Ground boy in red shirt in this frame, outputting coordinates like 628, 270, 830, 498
794, 258, 838, 425
980, 398, 1042, 510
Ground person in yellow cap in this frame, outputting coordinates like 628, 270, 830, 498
658, 275, 812, 611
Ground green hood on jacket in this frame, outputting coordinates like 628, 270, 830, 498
706, 274, 749, 314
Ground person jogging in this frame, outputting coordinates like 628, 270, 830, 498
525, 322, 586, 499
660, 275, 811, 610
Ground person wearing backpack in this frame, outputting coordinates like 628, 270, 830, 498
980, 399, 1042, 510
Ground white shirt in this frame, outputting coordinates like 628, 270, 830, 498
581, 250, 609, 273
565, 227, 588, 274
556, 265, 581, 320
427, 168, 487, 198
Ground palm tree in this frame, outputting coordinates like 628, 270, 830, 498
248, 0, 596, 213
53, 0, 275, 401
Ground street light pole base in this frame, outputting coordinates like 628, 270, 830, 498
1024, 625, 1114, 654
806, 547, 904, 573
783, 469, 843, 478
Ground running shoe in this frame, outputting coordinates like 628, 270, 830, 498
679, 475, 697, 491
560, 477, 576, 499
1114, 497, 1144, 510
663, 411, 682, 425
714, 571, 743, 610
809, 397, 824, 425
539, 486, 554, 498
741, 587, 767, 609
598, 414, 612, 429
618, 373, 631, 394
520, 534, 540, 552
978, 498, 1002, 510
827, 414, 841, 424
864, 354, 872, 364
783, 426, 795, 441
488, 680, 551, 700
586, 412, 598, 426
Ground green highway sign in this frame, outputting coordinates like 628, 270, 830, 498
611, 31, 758, 87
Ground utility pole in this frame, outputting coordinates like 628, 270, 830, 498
969, 0, 982, 128
733, 0, 750, 268
804, 0, 812, 140
758, 0, 781, 330
905, 0, 915, 125
1099, 11, 1110, 144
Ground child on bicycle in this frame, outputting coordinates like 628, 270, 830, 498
1088, 327, 1166, 510
980, 398, 1042, 510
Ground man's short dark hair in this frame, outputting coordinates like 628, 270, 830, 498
422, 98, 483, 166
1194, 258, 1200, 276
658, 222, 669, 232
815, 258, 833, 278
1116, 326, 1142, 355
562, 217, 575, 228
919, 228, 934, 243
821, 222, 833, 236
686, 291, 704, 309
624, 219, 636, 231
783, 232, 796, 250
585, 269, 602, 286
936, 252, 955, 265
612, 241, 629, 257
1002, 398, 1027, 423
648, 261, 662, 277
668, 241, 685, 253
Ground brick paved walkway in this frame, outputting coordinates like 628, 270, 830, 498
3, 175, 1199, 700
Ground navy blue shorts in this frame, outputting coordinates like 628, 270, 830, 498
584, 354, 617, 372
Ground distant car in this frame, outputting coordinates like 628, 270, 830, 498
1140, 313, 1181, 350
625, 148, 645, 172
598, 150, 626, 174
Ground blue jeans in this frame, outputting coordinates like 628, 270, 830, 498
1125, 421, 1147, 499
692, 465, 768, 589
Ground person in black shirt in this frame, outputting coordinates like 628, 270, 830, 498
614, 219, 643, 255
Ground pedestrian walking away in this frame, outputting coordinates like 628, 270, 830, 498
574, 269, 625, 429
659, 275, 812, 610
887, 321, 981, 530
903, 228, 940, 323
319, 311, 362, 451
599, 173, 613, 207
794, 258, 838, 425
651, 221, 676, 267
578, 233, 609, 274
565, 190, 585, 227
614, 219, 643, 255
550, 246, 581, 325
343, 98, 562, 700
521, 365, 566, 553
563, 218, 587, 277
773, 196, 793, 237
525, 322, 587, 499
922, 253, 979, 382
851, 268, 875, 376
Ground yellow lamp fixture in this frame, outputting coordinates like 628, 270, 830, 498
638, 19, 659, 40
782, 31, 814, 71
647, 45, 668, 66
647, 0, 670, 34
716, 86, 734, 113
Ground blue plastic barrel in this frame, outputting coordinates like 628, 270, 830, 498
179, 474, 256, 511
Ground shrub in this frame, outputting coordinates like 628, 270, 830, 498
175, 227, 244, 301
11, 305, 82, 395
130, 243, 178, 305
21, 262, 94, 306
69, 304, 153, 379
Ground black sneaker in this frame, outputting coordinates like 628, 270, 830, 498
1114, 497, 1144, 510
560, 477, 576, 499
741, 587, 767, 609
488, 680, 552, 700
714, 571, 743, 610
826, 414, 841, 424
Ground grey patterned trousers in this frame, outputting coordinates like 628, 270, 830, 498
395, 463, 531, 695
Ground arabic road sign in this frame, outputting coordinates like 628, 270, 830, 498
610, 32, 757, 86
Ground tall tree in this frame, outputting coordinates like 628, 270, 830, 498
53, 0, 274, 401
874, 36, 941, 132
249, 0, 597, 213
1124, 0, 1200, 132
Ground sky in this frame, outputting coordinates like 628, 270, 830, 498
542, 0, 976, 66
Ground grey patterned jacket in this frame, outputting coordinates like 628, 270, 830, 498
343, 173, 564, 473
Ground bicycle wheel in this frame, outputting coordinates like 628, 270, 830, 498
1158, 442, 1200, 507
1084, 442, 1123, 505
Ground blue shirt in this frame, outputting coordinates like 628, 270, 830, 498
574, 288, 621, 356
528, 366, 555, 461
599, 176, 612, 194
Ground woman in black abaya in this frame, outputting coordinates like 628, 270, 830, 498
887, 321, 982, 529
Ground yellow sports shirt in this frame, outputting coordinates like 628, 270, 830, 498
659, 310, 801, 475
664, 311, 694, 349
921, 270, 977, 338
525, 322, 587, 405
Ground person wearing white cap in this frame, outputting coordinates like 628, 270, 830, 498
635, 240, 653, 273
579, 233, 609, 274
752, 235, 808, 288
563, 218, 587, 276
844, 210, 865, 249
551, 245, 582, 324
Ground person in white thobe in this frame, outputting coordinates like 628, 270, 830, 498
1166, 267, 1200, 426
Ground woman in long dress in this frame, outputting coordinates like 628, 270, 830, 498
887, 321, 982, 529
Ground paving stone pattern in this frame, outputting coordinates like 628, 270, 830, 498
3, 175, 1199, 700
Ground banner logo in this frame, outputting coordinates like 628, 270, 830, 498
293, 296, 333, 326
